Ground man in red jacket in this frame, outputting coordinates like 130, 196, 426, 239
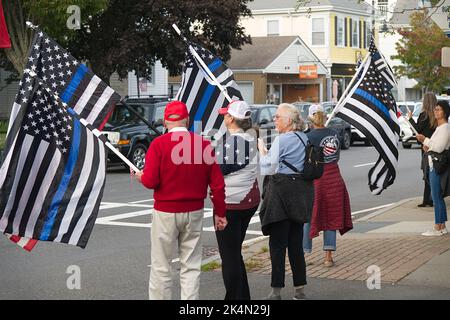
134, 100, 227, 300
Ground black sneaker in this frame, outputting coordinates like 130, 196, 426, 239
417, 203, 427, 207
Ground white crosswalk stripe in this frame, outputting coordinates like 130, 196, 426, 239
95, 200, 263, 235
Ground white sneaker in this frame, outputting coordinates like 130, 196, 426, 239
441, 228, 448, 235
421, 229, 444, 237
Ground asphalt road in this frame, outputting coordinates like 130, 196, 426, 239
0, 142, 424, 299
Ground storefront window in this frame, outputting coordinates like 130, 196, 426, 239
266, 84, 281, 105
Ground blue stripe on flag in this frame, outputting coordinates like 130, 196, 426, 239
354, 88, 391, 121
189, 58, 223, 131
190, 84, 215, 131
61, 64, 88, 103
207, 59, 222, 73
40, 119, 81, 240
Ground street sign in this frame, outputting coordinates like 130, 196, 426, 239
299, 65, 318, 79
443, 47, 450, 67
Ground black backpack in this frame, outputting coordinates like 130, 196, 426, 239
281, 132, 324, 180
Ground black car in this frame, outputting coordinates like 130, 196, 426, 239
294, 102, 352, 150
102, 97, 169, 170
249, 104, 278, 148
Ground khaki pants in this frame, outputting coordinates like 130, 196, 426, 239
149, 209, 204, 300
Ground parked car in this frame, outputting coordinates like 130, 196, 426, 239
102, 96, 170, 170
436, 95, 450, 103
293, 102, 351, 150
398, 102, 422, 149
397, 101, 419, 117
249, 104, 278, 149
292, 102, 312, 121
400, 96, 450, 149
320, 101, 337, 115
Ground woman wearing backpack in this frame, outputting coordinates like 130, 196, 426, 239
258, 103, 314, 300
303, 104, 353, 267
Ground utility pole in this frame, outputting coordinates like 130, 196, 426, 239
136, 66, 141, 98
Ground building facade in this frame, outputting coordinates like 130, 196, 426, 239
228, 36, 328, 104
240, 0, 373, 102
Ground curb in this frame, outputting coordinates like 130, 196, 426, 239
202, 197, 422, 266
201, 235, 268, 267
355, 197, 419, 222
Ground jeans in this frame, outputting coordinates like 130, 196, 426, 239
429, 168, 448, 224
268, 219, 307, 288
302, 223, 337, 253
215, 206, 258, 300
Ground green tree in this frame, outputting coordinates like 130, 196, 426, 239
1, 0, 108, 76
68, 0, 252, 82
392, 10, 450, 93
1, 0, 252, 84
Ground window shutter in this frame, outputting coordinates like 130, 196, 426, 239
335, 16, 338, 46
349, 18, 352, 47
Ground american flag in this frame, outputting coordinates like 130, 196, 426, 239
0, 77, 107, 248
9, 29, 120, 134
3, 28, 119, 250
175, 42, 243, 135
368, 38, 396, 89
335, 39, 399, 195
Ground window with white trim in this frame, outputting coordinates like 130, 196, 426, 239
352, 19, 359, 48
365, 22, 371, 47
267, 20, 279, 36
337, 17, 344, 47
312, 18, 325, 45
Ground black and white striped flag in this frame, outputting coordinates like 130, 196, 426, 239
9, 29, 120, 134
175, 42, 243, 135
335, 40, 400, 195
0, 77, 107, 248
3, 28, 120, 250
369, 38, 396, 89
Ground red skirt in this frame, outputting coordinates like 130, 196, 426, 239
309, 162, 353, 238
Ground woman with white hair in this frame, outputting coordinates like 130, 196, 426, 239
258, 103, 313, 300
303, 104, 352, 267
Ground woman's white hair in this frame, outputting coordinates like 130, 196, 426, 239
278, 103, 304, 131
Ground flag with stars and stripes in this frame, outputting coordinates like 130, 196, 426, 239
335, 40, 399, 195
0, 76, 107, 248
175, 41, 243, 135
368, 37, 396, 89
9, 28, 120, 135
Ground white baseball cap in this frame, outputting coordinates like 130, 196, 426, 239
308, 104, 324, 119
218, 100, 252, 119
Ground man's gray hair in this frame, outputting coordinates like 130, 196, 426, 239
278, 103, 305, 131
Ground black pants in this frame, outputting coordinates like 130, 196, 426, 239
269, 219, 307, 288
423, 180, 433, 205
215, 206, 258, 300
421, 149, 433, 205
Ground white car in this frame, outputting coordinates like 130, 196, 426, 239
399, 102, 422, 149
350, 125, 370, 146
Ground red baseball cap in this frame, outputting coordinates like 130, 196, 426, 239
164, 100, 189, 121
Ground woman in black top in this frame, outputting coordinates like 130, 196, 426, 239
407, 92, 437, 207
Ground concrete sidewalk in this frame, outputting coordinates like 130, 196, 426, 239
201, 197, 450, 299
